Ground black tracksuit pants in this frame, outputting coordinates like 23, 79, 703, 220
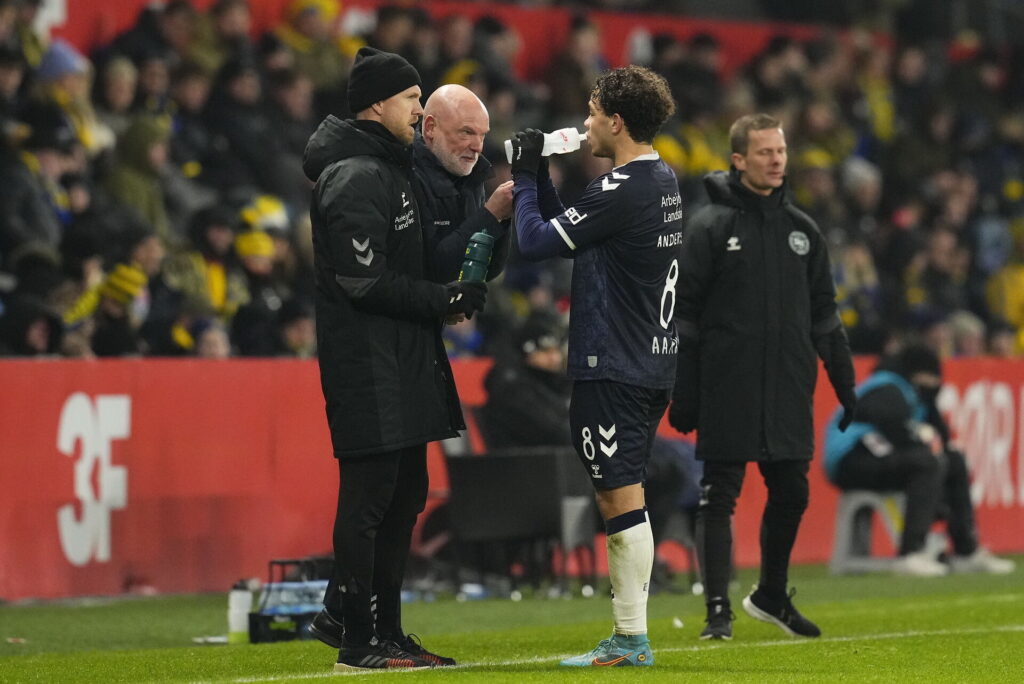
697, 460, 810, 605
832, 444, 978, 556
323, 444, 429, 645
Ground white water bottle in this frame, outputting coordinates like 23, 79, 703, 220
505, 128, 587, 164
227, 583, 253, 644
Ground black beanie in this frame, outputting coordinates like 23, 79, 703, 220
347, 46, 421, 114
899, 344, 942, 378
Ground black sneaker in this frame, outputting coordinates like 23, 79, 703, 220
334, 637, 434, 671
399, 633, 456, 666
741, 586, 820, 638
308, 609, 343, 648
700, 600, 734, 640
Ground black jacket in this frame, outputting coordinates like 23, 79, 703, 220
673, 169, 853, 461
479, 361, 572, 449
410, 135, 509, 283
304, 116, 464, 458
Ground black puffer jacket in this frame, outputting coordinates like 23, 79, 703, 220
673, 169, 851, 461
410, 135, 509, 283
304, 116, 464, 458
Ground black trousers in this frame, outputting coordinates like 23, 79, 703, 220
324, 444, 429, 645
697, 460, 809, 604
832, 445, 978, 556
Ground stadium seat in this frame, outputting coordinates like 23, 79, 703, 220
829, 490, 906, 574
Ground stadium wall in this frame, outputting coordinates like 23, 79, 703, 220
1, 357, 1022, 600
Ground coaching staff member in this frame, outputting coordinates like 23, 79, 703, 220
412, 83, 513, 284
669, 113, 856, 641
303, 47, 485, 671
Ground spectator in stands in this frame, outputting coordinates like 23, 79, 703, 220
365, 5, 413, 56
188, 0, 254, 76
0, 103, 77, 260
204, 56, 297, 205
230, 228, 286, 356
163, 205, 250, 322
134, 48, 173, 115
33, 39, 114, 155
275, 296, 315, 357
12, 0, 44, 70
0, 44, 26, 136
103, 114, 175, 247
824, 344, 1015, 576
108, 0, 196, 67
0, 293, 61, 356
191, 316, 232, 358
272, 0, 350, 96
546, 16, 606, 126
93, 56, 138, 138
986, 217, 1024, 353
265, 67, 317, 158
168, 60, 214, 184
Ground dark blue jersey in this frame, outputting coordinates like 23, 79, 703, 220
514, 153, 683, 388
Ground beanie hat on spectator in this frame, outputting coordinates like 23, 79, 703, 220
99, 263, 148, 305
234, 230, 274, 259
517, 312, 564, 355
36, 39, 89, 83
22, 103, 77, 153
347, 46, 420, 114
240, 195, 289, 235
896, 344, 942, 380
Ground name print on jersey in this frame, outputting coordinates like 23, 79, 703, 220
661, 192, 683, 223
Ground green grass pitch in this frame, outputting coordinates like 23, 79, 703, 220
2, 560, 1022, 683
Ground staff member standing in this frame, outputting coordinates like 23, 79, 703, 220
411, 83, 513, 284
669, 113, 856, 641
303, 47, 486, 672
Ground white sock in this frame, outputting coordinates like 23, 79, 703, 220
607, 512, 653, 636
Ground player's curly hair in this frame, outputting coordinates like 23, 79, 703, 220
590, 65, 676, 144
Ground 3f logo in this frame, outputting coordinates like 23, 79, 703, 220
56, 393, 130, 566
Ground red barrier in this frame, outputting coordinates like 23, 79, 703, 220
1, 356, 1022, 600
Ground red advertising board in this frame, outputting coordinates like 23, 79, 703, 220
1, 357, 1022, 600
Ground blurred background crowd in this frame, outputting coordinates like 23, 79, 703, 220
2, 0, 1024, 364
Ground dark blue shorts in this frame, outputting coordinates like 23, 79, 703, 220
569, 379, 671, 490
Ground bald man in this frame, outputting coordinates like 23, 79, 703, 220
411, 83, 513, 284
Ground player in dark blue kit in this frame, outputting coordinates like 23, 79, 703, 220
507, 65, 681, 667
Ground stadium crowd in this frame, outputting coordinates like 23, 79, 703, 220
1, 0, 1023, 362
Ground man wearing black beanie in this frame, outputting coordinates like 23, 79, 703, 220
303, 46, 485, 671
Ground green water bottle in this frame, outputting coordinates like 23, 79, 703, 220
458, 230, 495, 282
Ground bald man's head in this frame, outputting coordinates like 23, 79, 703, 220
422, 84, 490, 176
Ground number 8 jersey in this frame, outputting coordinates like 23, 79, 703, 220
551, 153, 683, 388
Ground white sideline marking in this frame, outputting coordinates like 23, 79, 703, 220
199, 624, 1024, 683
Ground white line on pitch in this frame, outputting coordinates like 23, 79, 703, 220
199, 623, 1024, 683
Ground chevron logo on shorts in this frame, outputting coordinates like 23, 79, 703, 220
599, 424, 618, 457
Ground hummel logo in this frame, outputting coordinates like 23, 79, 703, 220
601, 171, 630, 192
598, 423, 618, 457
352, 237, 373, 266
401, 191, 409, 208
726, 236, 741, 251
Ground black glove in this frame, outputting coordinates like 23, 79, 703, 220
445, 281, 487, 319
838, 390, 857, 432
509, 128, 544, 176
668, 400, 697, 434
